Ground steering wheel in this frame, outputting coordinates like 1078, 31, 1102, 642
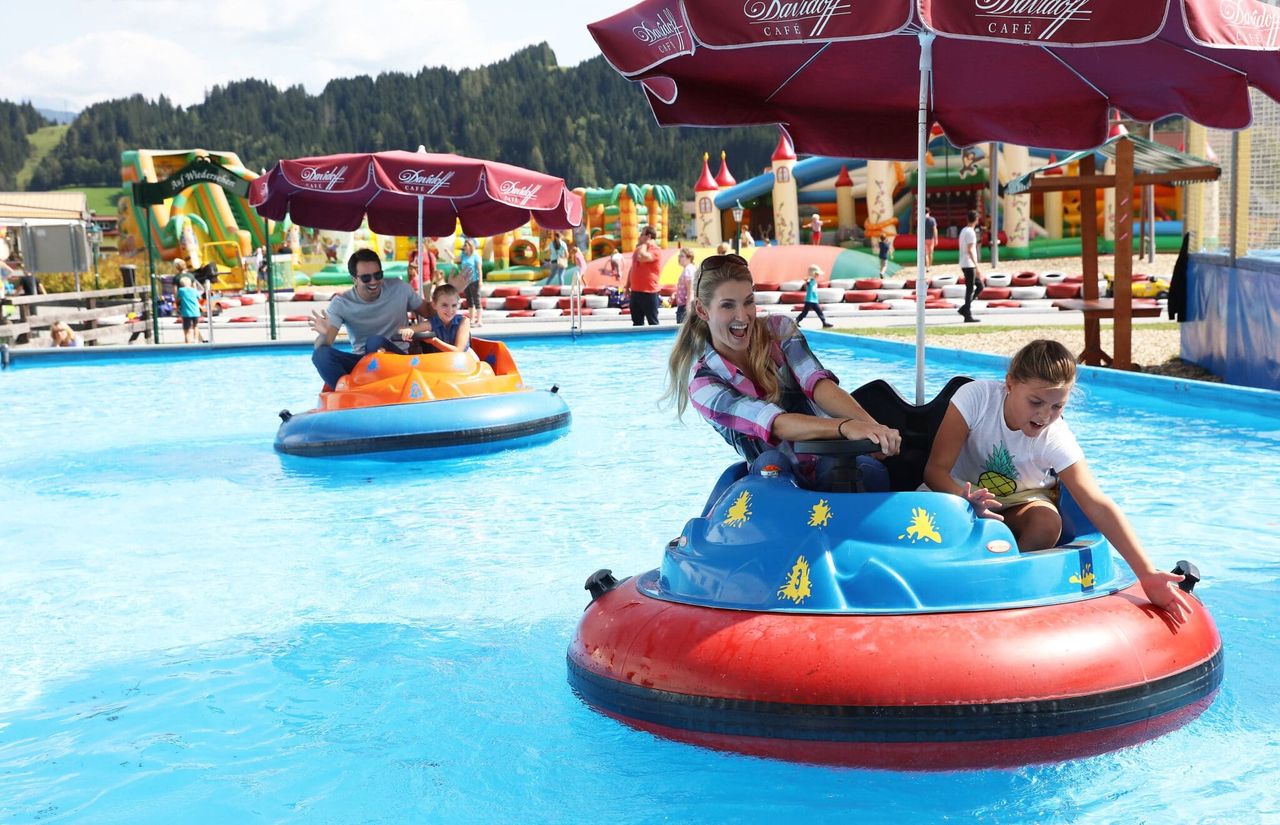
792, 438, 883, 494
793, 438, 881, 457
411, 330, 446, 351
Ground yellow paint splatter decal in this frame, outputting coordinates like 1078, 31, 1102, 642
807, 499, 832, 528
722, 491, 752, 527
777, 555, 812, 604
1070, 564, 1096, 588
898, 507, 942, 543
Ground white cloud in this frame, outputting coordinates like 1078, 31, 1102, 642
0, 0, 635, 112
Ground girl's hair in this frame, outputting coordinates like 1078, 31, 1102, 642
50, 321, 72, 341
431, 283, 459, 301
663, 255, 784, 415
1008, 339, 1077, 386
677, 247, 694, 262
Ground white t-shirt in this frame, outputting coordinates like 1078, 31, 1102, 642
948, 380, 1083, 501
958, 225, 978, 269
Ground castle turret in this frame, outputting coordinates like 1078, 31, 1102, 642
694, 153, 722, 247
1103, 114, 1127, 243
865, 160, 897, 238
1001, 144, 1031, 256
1042, 154, 1065, 239
835, 164, 855, 238
770, 132, 799, 245
715, 150, 737, 189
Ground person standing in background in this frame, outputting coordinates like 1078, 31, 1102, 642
957, 209, 982, 323
673, 247, 695, 324
626, 226, 662, 326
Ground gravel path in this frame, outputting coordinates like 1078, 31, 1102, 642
852, 252, 1221, 380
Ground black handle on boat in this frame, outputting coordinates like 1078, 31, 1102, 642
1172, 560, 1201, 593
792, 438, 881, 456
278, 409, 293, 422
585, 569, 620, 603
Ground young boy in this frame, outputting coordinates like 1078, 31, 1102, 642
177, 275, 203, 344
794, 265, 834, 328
878, 231, 893, 276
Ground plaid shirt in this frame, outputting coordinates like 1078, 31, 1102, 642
689, 314, 835, 460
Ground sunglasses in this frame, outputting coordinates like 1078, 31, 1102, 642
694, 253, 749, 297
356, 271, 384, 284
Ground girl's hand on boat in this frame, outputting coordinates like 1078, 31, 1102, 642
398, 326, 414, 341
1138, 572, 1193, 625
844, 421, 901, 457
963, 482, 1004, 521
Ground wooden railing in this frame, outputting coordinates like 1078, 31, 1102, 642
0, 286, 152, 347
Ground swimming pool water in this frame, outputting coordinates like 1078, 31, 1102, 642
1, 333, 1278, 823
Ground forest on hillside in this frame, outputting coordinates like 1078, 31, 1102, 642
0, 101, 51, 189
11, 44, 778, 196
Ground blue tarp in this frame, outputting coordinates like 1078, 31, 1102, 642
1182, 256, 1280, 391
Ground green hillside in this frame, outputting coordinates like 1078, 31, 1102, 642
10, 43, 777, 196
16, 124, 69, 188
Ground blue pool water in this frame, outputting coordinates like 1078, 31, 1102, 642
2, 332, 1278, 823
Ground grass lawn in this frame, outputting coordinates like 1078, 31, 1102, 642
15, 124, 68, 188
67, 186, 127, 214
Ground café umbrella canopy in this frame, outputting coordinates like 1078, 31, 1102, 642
588, 0, 1280, 399
249, 148, 583, 295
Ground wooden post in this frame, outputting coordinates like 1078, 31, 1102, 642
1113, 138, 1135, 370
1079, 154, 1100, 365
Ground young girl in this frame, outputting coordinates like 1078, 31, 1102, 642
400, 283, 471, 352
794, 264, 834, 329
924, 339, 1192, 623
456, 239, 483, 327
665, 253, 900, 470
673, 248, 695, 324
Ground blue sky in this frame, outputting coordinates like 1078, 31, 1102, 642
1, 0, 633, 112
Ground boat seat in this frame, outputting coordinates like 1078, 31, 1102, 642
850, 375, 973, 492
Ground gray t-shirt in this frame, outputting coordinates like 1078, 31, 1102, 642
326, 278, 419, 354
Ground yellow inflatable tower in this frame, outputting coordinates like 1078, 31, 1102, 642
694, 153, 722, 248
770, 133, 799, 245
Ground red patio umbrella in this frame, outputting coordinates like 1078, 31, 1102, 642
250, 148, 582, 298
588, 0, 1280, 398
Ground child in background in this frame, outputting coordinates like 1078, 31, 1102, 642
878, 231, 893, 276
923, 339, 1193, 624
177, 275, 203, 344
673, 248, 695, 324
808, 213, 823, 245
794, 265, 834, 329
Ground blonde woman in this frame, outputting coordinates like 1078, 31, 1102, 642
49, 321, 83, 348
664, 253, 900, 479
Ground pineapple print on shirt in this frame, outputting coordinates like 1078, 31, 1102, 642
979, 443, 1018, 497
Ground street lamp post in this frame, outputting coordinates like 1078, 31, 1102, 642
731, 201, 744, 255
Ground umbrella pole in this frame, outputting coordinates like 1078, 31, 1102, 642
914, 31, 935, 404
417, 196, 425, 302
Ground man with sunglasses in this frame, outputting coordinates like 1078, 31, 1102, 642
308, 248, 431, 388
